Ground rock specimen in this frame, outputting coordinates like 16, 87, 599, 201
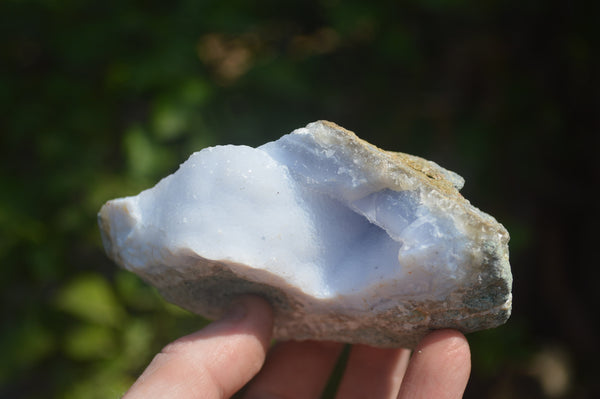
98, 121, 512, 348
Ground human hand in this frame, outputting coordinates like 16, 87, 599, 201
123, 296, 471, 398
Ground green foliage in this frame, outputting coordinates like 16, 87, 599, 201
1, 0, 597, 397
56, 275, 122, 325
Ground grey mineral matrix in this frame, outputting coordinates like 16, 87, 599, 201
99, 120, 512, 348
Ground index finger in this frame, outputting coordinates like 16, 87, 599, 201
124, 296, 274, 399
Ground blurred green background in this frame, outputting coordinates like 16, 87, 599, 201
1, 0, 598, 397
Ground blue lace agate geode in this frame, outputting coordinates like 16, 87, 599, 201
99, 121, 512, 348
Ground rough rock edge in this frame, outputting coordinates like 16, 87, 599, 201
129, 248, 511, 348
98, 120, 513, 348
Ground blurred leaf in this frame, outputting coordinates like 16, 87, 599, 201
180, 78, 212, 105
55, 274, 126, 327
114, 269, 162, 311
469, 320, 533, 376
61, 368, 132, 399
152, 101, 188, 141
120, 318, 154, 370
123, 125, 177, 181
123, 125, 157, 179
0, 316, 55, 385
63, 324, 116, 360
0, 195, 45, 249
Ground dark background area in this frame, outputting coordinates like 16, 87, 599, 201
1, 0, 598, 397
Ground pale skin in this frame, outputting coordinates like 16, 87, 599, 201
124, 296, 471, 399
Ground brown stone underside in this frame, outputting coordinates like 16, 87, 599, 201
133, 255, 511, 349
